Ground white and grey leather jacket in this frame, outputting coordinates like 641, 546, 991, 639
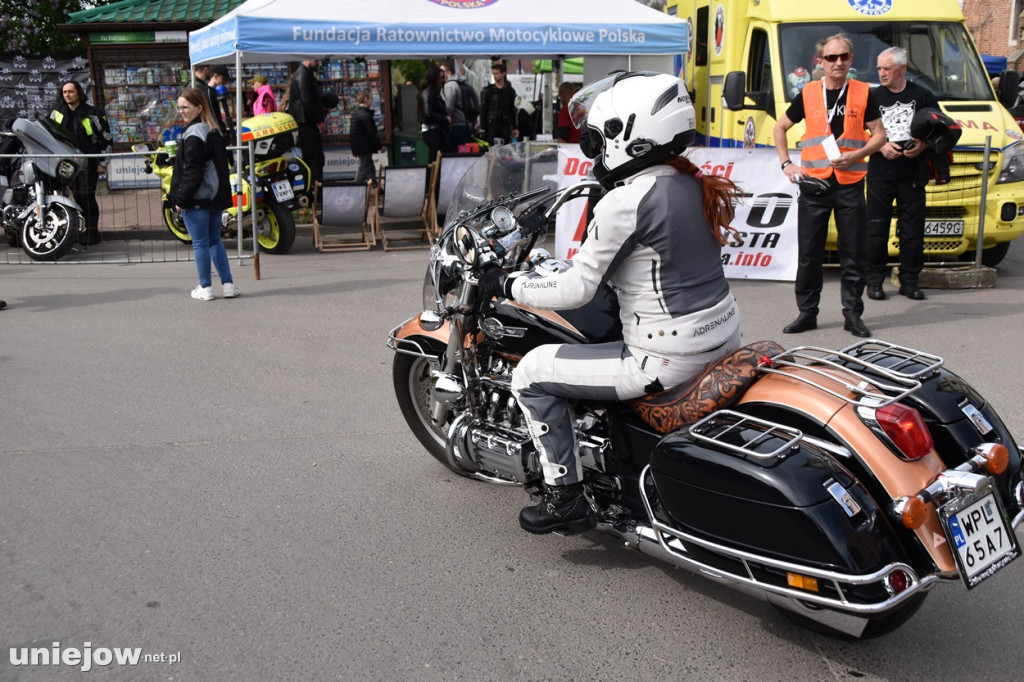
509, 165, 738, 357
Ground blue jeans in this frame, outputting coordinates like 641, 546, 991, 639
182, 208, 233, 288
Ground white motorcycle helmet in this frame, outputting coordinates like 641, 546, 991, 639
568, 71, 696, 189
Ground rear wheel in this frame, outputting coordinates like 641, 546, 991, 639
770, 591, 928, 640
255, 200, 295, 254
22, 203, 79, 261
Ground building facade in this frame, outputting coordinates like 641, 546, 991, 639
963, 0, 1024, 70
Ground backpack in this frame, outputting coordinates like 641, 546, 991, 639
459, 80, 480, 126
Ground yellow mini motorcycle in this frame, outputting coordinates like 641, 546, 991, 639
134, 112, 309, 254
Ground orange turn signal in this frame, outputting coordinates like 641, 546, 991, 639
901, 495, 928, 529
787, 573, 819, 592
983, 443, 1010, 475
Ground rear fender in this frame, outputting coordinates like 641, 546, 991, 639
738, 371, 956, 574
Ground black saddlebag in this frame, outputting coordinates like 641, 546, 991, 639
649, 412, 906, 573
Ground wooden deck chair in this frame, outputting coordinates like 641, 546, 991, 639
429, 153, 483, 235
312, 180, 376, 252
372, 162, 437, 251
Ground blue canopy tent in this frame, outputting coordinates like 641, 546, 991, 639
982, 54, 1008, 76
189, 0, 688, 161
189, 0, 688, 64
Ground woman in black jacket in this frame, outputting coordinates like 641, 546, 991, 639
419, 64, 449, 164
170, 87, 238, 301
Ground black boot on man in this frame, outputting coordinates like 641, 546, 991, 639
843, 310, 871, 338
783, 312, 817, 334
519, 482, 595, 535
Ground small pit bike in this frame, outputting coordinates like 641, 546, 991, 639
0, 117, 86, 261
134, 112, 309, 254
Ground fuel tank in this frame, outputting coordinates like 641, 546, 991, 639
484, 285, 621, 356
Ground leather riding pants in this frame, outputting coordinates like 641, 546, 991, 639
795, 177, 866, 316
865, 177, 926, 289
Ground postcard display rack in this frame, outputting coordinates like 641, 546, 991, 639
98, 58, 191, 147
96, 55, 387, 149
320, 58, 387, 139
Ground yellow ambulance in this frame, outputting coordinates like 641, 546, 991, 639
666, 0, 1024, 265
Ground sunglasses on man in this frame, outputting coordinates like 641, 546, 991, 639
821, 52, 851, 63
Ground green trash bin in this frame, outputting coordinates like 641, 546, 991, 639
391, 133, 428, 167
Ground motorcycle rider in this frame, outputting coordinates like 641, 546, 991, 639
478, 72, 744, 534
49, 80, 112, 246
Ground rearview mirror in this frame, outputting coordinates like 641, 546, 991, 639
723, 71, 746, 111
997, 70, 1020, 108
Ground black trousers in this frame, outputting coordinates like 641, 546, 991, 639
296, 123, 324, 195
73, 159, 101, 230
795, 177, 866, 317
865, 177, 926, 288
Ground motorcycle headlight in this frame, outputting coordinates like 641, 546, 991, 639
57, 159, 78, 181
997, 142, 1024, 184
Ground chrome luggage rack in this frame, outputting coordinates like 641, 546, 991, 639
688, 410, 804, 460
758, 340, 945, 408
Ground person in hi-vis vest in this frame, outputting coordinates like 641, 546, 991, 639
772, 34, 886, 339
50, 80, 113, 246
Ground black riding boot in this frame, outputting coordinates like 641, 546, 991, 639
519, 482, 595, 535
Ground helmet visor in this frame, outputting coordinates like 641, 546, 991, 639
566, 74, 619, 129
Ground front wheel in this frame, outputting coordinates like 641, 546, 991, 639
957, 241, 1010, 267
163, 202, 191, 244
255, 200, 295, 254
22, 202, 79, 261
392, 353, 475, 477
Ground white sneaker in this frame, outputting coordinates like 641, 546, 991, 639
222, 282, 240, 298
191, 285, 215, 301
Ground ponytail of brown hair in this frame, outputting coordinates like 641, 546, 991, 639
664, 155, 742, 246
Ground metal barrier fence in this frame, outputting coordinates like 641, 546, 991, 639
0, 145, 289, 266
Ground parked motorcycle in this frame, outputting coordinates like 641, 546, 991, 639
0, 117, 86, 261
387, 142, 1023, 639
133, 111, 308, 254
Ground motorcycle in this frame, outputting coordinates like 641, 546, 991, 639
0, 117, 86, 261
387, 142, 1023, 639
133, 111, 309, 254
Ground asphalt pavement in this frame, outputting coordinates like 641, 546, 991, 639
2, 230, 1023, 681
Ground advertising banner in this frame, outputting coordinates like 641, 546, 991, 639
554, 148, 799, 282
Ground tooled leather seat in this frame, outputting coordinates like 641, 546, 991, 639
628, 340, 786, 434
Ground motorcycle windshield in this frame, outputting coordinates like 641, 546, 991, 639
443, 142, 564, 232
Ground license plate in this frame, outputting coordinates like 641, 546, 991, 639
940, 491, 1020, 588
272, 179, 293, 202
924, 220, 964, 237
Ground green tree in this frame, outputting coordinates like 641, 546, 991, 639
0, 0, 95, 56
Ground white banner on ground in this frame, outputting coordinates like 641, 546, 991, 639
554, 148, 800, 281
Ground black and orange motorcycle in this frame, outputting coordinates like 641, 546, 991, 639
387, 143, 1022, 638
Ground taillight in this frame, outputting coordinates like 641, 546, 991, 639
876, 403, 934, 460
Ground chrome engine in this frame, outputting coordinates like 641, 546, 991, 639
443, 354, 612, 486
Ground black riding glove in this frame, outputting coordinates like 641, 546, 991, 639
477, 264, 513, 301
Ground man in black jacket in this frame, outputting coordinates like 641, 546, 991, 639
286, 58, 326, 196
349, 89, 382, 186
50, 80, 113, 246
479, 62, 518, 145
